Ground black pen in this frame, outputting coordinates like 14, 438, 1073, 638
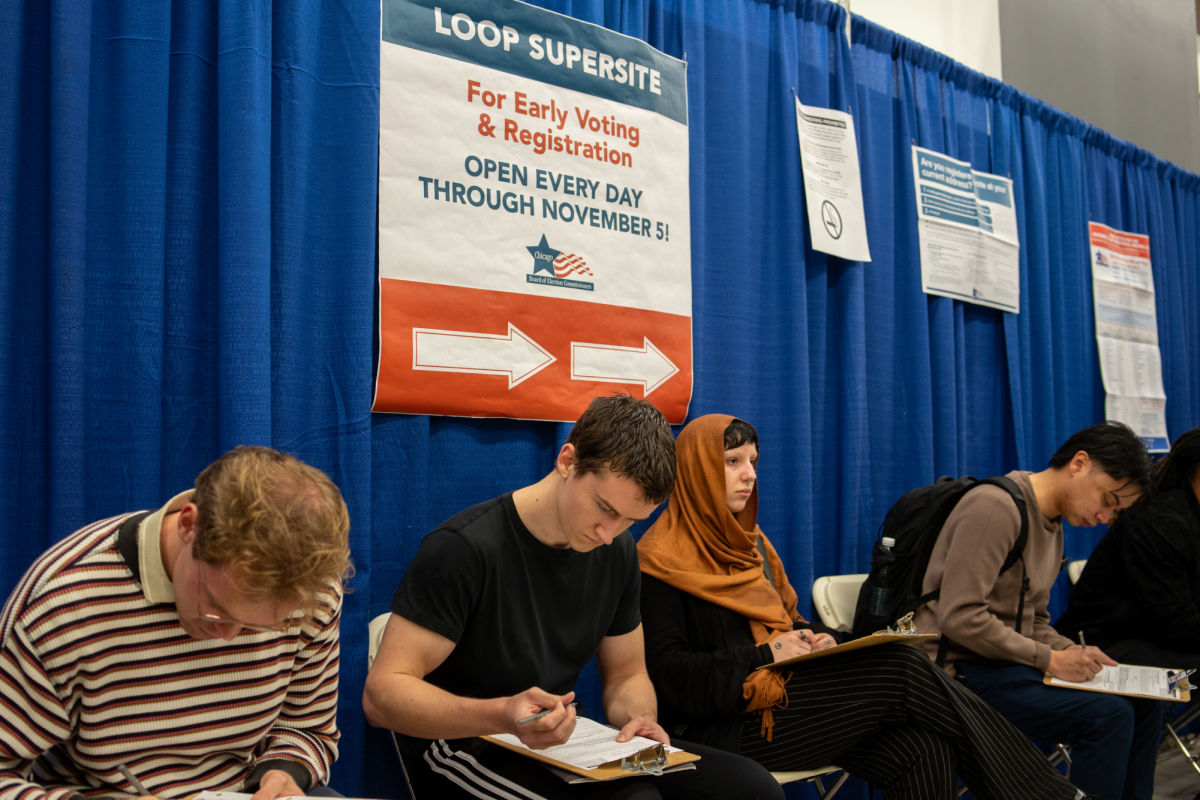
518, 702, 578, 725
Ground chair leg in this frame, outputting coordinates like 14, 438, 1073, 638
1056, 743, 1071, 778
815, 771, 850, 799
1165, 723, 1200, 778
390, 730, 419, 800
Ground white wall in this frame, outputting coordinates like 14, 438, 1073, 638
998, 0, 1200, 173
850, 0, 1004, 80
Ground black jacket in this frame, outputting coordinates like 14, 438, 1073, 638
640, 573, 774, 753
1055, 487, 1200, 653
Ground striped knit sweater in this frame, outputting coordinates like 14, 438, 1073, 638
0, 513, 341, 800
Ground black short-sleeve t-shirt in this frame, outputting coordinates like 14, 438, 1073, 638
391, 493, 642, 700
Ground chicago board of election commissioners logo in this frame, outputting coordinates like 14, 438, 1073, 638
526, 235, 594, 291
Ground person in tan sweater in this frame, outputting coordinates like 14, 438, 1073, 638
916, 421, 1157, 800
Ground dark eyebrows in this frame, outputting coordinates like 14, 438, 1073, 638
1111, 479, 1142, 500
596, 493, 650, 523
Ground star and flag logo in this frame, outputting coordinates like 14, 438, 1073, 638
525, 235, 594, 290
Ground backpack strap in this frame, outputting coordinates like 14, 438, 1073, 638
977, 476, 1030, 635
937, 476, 1031, 662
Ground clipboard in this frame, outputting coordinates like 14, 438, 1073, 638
755, 633, 937, 670
1043, 666, 1191, 703
480, 734, 700, 781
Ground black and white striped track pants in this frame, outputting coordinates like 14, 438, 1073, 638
404, 735, 784, 799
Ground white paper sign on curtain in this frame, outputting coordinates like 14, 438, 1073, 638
1089, 222, 1168, 452
794, 99, 871, 262
911, 145, 1020, 313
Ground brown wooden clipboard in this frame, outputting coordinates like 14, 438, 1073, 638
480, 735, 701, 781
755, 633, 937, 671
1042, 672, 1191, 703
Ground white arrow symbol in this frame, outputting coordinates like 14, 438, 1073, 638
570, 337, 679, 396
413, 324, 556, 389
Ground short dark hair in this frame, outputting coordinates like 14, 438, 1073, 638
1048, 421, 1151, 494
724, 419, 759, 453
566, 393, 676, 504
1149, 425, 1200, 499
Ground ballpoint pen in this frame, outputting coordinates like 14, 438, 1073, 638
518, 702, 579, 725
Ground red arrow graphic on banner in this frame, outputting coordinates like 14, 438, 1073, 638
413, 323, 556, 389
570, 337, 680, 396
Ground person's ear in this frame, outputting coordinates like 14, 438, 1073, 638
177, 503, 198, 544
1070, 451, 1090, 476
555, 443, 577, 479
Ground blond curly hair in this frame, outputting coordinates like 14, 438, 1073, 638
191, 446, 352, 610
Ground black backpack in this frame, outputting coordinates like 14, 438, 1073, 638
850, 476, 1029, 663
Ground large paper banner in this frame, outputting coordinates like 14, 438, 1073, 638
912, 146, 1020, 313
375, 0, 692, 422
1089, 222, 1169, 452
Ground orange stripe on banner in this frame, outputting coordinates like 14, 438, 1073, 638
374, 279, 692, 423
1089, 223, 1151, 259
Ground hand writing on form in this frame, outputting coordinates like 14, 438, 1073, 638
1048, 645, 1117, 682
250, 769, 307, 800
505, 688, 577, 749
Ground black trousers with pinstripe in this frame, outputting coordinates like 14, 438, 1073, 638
739, 644, 1079, 800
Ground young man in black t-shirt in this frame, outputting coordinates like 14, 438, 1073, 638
364, 395, 784, 799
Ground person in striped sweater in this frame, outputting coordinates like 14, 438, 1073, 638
0, 446, 353, 800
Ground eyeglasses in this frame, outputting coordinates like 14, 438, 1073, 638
195, 561, 297, 633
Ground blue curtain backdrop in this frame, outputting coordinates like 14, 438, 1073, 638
2, 0, 1199, 798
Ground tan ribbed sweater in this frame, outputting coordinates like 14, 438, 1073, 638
915, 470, 1075, 673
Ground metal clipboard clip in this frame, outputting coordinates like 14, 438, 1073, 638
1168, 669, 1195, 696
620, 743, 669, 776
885, 612, 920, 637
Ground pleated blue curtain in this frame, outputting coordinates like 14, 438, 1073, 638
4, 0, 1200, 798
0, 0, 378, 790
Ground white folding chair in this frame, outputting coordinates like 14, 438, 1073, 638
367, 612, 418, 800
772, 766, 849, 795
1067, 559, 1087, 584
812, 574, 868, 631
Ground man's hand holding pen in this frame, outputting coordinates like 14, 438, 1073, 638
506, 688, 577, 749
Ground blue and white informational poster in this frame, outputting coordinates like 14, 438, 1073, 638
794, 100, 871, 262
1089, 222, 1169, 452
376, 0, 692, 422
911, 146, 1020, 313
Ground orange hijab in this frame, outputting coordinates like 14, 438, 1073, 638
638, 414, 805, 739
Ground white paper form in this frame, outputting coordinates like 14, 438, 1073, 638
1047, 664, 1177, 700
912, 146, 1020, 312
490, 716, 670, 770
1094, 282, 1158, 345
1089, 222, 1168, 452
1097, 339, 1166, 399
794, 99, 871, 262
1107, 396, 1169, 441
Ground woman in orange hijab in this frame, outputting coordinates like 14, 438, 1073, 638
638, 415, 1083, 800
